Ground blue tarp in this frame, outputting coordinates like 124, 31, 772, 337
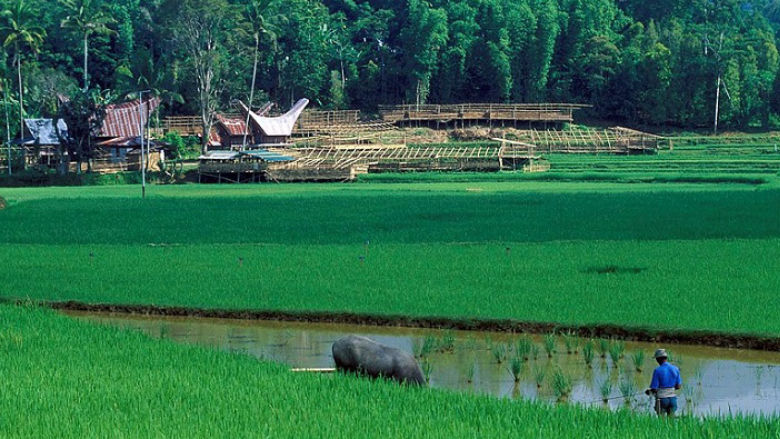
240, 149, 295, 162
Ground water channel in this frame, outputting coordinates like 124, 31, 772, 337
67, 312, 780, 417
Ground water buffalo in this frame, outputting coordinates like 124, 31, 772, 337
332, 335, 425, 385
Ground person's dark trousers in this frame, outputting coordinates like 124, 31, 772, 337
657, 397, 677, 416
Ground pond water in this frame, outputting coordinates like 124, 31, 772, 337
68, 312, 780, 417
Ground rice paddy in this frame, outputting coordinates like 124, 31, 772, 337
1, 167, 778, 435
3, 305, 779, 438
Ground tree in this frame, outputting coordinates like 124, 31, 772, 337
56, 87, 109, 174
397, 0, 448, 104
0, 0, 45, 137
163, 0, 236, 152
60, 0, 116, 90
243, 0, 283, 146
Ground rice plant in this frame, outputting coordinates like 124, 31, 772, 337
562, 331, 580, 354
530, 344, 540, 361
508, 356, 525, 383
437, 331, 455, 353
550, 369, 572, 401
619, 376, 637, 403
631, 350, 645, 373
515, 336, 532, 361
422, 359, 433, 384
597, 339, 610, 359
466, 363, 475, 384
599, 379, 613, 403
609, 341, 624, 366
492, 343, 508, 364
544, 333, 556, 358
582, 340, 595, 368
419, 336, 437, 358
533, 367, 546, 389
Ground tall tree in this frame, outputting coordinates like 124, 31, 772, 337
60, 0, 116, 90
397, 0, 448, 104
243, 0, 283, 146
1, 0, 45, 137
55, 87, 109, 174
163, 0, 237, 151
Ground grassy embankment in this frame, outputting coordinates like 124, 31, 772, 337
1, 182, 778, 336
1, 304, 778, 438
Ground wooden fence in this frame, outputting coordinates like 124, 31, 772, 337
379, 103, 591, 125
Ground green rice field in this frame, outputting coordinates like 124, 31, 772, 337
1, 181, 779, 335
1, 304, 777, 438
1, 174, 779, 435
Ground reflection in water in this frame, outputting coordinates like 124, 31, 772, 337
68, 312, 780, 417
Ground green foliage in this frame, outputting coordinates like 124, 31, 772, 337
515, 336, 532, 361
599, 379, 612, 402
583, 340, 595, 367
544, 333, 556, 357
0, 0, 777, 128
508, 356, 524, 382
598, 339, 610, 359
550, 368, 572, 401
632, 350, 646, 373
609, 341, 625, 366
491, 343, 507, 364
160, 131, 200, 160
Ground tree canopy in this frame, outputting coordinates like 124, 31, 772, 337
1, 0, 779, 137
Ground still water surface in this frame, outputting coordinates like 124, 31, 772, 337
68, 312, 780, 417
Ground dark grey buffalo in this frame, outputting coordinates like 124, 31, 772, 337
332, 335, 425, 385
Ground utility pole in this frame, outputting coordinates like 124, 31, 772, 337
138, 90, 151, 198
3, 82, 11, 176
707, 32, 730, 135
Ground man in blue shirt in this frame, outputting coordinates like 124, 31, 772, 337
645, 348, 682, 416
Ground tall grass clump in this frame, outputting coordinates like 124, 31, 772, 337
492, 344, 508, 364
515, 336, 532, 361
619, 376, 637, 403
544, 333, 556, 358
509, 356, 525, 383
437, 331, 455, 353
631, 350, 645, 373
530, 344, 540, 360
562, 331, 580, 354
598, 339, 610, 359
609, 341, 625, 366
533, 367, 546, 389
550, 369, 572, 401
422, 359, 433, 383
599, 380, 613, 403
582, 340, 595, 367
419, 336, 437, 358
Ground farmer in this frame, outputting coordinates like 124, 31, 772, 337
645, 348, 682, 416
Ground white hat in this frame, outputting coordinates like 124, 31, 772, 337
654, 348, 668, 359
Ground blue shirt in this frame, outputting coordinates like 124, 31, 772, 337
650, 362, 681, 389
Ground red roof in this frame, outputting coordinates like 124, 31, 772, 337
100, 97, 161, 138
216, 114, 249, 136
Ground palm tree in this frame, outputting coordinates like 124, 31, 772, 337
60, 0, 116, 90
242, 0, 284, 147
0, 0, 45, 137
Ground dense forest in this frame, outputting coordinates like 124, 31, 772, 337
1, 0, 780, 139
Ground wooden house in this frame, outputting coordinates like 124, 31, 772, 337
240, 99, 309, 146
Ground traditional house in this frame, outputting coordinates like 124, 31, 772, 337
209, 114, 250, 150
16, 119, 68, 166
240, 98, 309, 146
14, 97, 162, 172
209, 102, 279, 149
